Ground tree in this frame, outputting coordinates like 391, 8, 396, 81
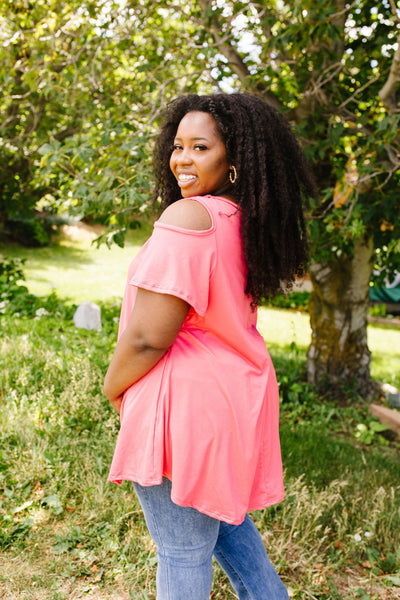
0, 0, 210, 244
2, 0, 399, 395
178, 0, 400, 397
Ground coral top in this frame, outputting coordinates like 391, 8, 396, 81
108, 195, 284, 524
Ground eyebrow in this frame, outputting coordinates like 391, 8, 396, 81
174, 136, 210, 142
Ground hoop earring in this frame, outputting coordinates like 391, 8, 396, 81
229, 165, 237, 184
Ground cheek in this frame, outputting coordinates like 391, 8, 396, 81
206, 152, 227, 173
215, 156, 229, 175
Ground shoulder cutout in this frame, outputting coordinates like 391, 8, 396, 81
158, 199, 212, 231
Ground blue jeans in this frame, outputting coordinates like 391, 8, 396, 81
133, 478, 289, 600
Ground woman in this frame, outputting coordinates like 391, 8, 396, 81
104, 93, 315, 599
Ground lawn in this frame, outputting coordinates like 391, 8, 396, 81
1, 225, 400, 600
2, 222, 152, 303
4, 223, 400, 388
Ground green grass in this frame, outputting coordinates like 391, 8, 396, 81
1, 227, 400, 600
1, 222, 152, 303
367, 323, 400, 388
257, 305, 311, 349
257, 306, 400, 389
3, 223, 399, 388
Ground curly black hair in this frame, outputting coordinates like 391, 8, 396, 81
152, 93, 315, 305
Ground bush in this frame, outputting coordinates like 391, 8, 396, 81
3, 212, 71, 247
5, 215, 52, 247
0, 256, 32, 312
265, 291, 311, 312
0, 254, 75, 318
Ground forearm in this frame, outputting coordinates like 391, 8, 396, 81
104, 288, 190, 411
104, 335, 167, 404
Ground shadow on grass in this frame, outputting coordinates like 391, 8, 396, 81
269, 342, 400, 491
2, 240, 98, 269
281, 422, 400, 489
0, 226, 153, 302
0, 223, 153, 271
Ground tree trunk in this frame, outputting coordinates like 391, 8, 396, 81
307, 236, 376, 397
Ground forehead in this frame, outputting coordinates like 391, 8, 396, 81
175, 111, 219, 137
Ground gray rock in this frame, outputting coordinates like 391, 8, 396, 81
381, 383, 400, 409
73, 302, 101, 331
387, 394, 400, 409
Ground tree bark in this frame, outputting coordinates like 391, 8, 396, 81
307, 236, 376, 397
378, 31, 400, 114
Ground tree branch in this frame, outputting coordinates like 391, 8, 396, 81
389, 0, 400, 23
339, 74, 380, 110
197, 0, 282, 108
58, 160, 94, 186
378, 31, 400, 114
327, 0, 358, 23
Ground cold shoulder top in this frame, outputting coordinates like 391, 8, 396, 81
107, 195, 284, 524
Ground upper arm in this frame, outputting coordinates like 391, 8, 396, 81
124, 287, 190, 351
123, 200, 211, 350
158, 199, 212, 231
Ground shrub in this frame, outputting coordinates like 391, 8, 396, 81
265, 291, 311, 312
0, 254, 75, 318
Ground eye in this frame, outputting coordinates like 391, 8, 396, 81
172, 143, 183, 151
194, 144, 208, 151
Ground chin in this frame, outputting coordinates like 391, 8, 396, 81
181, 190, 202, 198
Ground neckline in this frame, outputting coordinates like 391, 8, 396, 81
205, 194, 239, 209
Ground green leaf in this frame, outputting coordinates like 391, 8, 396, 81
52, 541, 71, 555
38, 143, 54, 155
41, 494, 63, 515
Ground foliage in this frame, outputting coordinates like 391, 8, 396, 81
1, 1, 400, 388
2, 212, 72, 247
270, 342, 396, 453
354, 420, 390, 445
0, 310, 399, 599
0, 254, 74, 317
265, 291, 311, 312
5, 216, 51, 247
0, 0, 214, 243
369, 302, 387, 317
1, 0, 400, 392
3, 1, 399, 259
191, 0, 400, 266
266, 291, 398, 319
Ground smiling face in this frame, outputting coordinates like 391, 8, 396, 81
169, 111, 231, 199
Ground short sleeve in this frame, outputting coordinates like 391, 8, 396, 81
129, 222, 216, 316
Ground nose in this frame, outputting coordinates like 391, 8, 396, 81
176, 147, 193, 165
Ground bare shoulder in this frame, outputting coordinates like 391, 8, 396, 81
158, 199, 212, 231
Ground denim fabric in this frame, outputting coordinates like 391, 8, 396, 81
133, 478, 289, 600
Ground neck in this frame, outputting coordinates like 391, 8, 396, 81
210, 182, 236, 202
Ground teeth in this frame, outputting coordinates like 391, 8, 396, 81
178, 174, 196, 181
